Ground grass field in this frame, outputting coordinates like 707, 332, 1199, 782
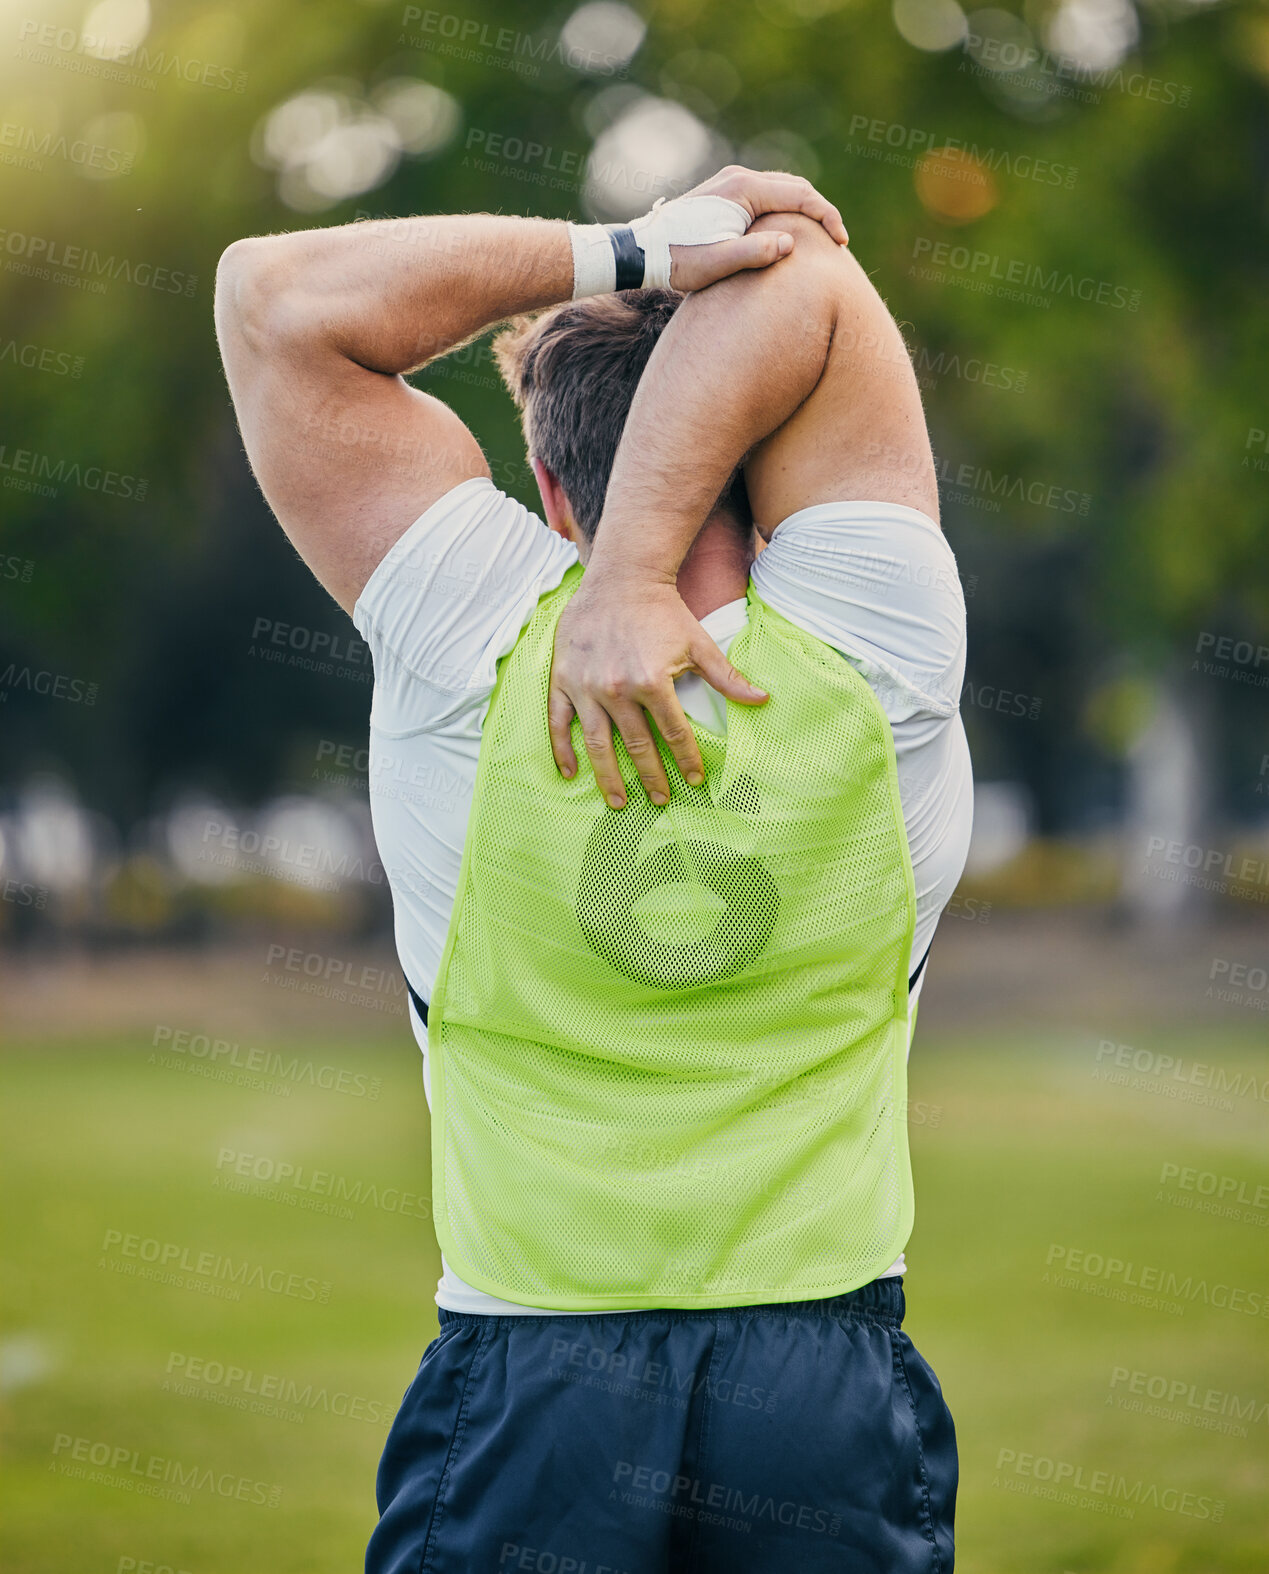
1, 994, 1266, 1572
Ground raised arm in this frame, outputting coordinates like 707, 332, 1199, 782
548, 210, 938, 804
213, 171, 849, 615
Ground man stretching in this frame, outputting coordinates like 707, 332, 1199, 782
216, 165, 972, 1573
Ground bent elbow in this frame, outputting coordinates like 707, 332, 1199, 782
214, 236, 299, 354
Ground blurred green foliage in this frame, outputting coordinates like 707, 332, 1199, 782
0, 0, 1266, 831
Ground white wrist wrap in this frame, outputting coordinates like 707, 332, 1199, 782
567, 222, 618, 298
567, 193, 750, 298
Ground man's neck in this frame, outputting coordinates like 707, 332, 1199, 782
675, 514, 756, 621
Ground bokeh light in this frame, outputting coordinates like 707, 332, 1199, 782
1045, 0, 1141, 71
892, 0, 969, 53
583, 94, 727, 218
914, 146, 999, 222
253, 79, 458, 212
963, 6, 1040, 72
80, 0, 150, 59
561, 1, 647, 73
371, 78, 461, 156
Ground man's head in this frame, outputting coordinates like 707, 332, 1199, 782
493, 289, 750, 556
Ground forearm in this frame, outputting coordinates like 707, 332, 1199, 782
217, 213, 573, 374
587, 221, 839, 582
588, 213, 933, 581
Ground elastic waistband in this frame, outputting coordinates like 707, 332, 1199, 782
437, 1275, 904, 1330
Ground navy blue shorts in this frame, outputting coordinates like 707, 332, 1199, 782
366, 1276, 956, 1574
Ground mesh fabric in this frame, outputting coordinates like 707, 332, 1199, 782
429, 566, 916, 1309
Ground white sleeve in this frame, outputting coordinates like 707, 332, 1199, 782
352, 477, 578, 734
750, 501, 967, 722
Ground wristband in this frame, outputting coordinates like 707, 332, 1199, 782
567, 192, 748, 300
566, 222, 648, 297
606, 225, 645, 290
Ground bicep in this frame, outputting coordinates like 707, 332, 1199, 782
743, 244, 939, 532
218, 322, 489, 616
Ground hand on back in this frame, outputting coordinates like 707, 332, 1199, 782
548, 574, 768, 809
549, 165, 852, 804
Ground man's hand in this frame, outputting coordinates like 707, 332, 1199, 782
548, 574, 767, 809
665, 167, 849, 294
546, 206, 937, 809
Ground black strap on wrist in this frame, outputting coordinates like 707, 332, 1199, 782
605, 225, 645, 290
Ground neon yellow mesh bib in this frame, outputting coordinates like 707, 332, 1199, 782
428, 564, 916, 1309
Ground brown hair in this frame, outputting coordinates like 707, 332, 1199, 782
492, 288, 749, 540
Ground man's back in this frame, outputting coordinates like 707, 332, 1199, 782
353, 477, 971, 1315
215, 170, 964, 1571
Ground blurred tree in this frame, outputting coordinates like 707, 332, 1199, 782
0, 0, 1264, 859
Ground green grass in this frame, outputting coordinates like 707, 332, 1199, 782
1, 1022, 1266, 1572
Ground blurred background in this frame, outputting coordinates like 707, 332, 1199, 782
0, 0, 1265, 1569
